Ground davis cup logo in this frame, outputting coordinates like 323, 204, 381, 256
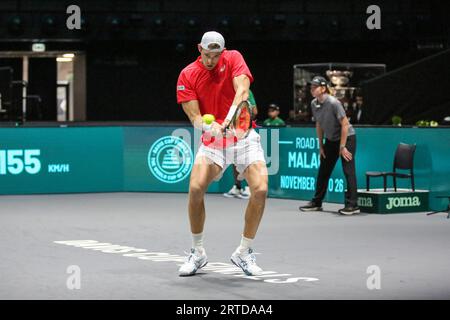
148, 136, 193, 183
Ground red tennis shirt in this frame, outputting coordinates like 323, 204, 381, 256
176, 50, 254, 123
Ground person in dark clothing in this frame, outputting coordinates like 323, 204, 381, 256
299, 76, 360, 215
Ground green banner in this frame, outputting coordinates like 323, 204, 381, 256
268, 127, 450, 211
1, 126, 449, 211
0, 127, 123, 194
123, 126, 234, 193
267, 127, 345, 202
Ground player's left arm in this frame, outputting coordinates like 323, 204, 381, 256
231, 74, 250, 107
222, 75, 250, 127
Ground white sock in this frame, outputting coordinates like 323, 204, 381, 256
192, 232, 204, 253
236, 235, 253, 254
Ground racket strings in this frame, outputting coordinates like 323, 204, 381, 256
204, 101, 251, 148
233, 105, 251, 138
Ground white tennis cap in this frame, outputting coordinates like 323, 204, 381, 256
200, 31, 225, 52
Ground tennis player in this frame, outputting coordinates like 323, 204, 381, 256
176, 31, 268, 276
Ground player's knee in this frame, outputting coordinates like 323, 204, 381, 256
189, 181, 207, 197
251, 184, 268, 200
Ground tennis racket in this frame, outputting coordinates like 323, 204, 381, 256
223, 100, 253, 140
202, 100, 253, 149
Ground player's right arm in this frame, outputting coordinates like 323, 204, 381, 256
178, 69, 205, 130
182, 100, 222, 134
182, 100, 203, 129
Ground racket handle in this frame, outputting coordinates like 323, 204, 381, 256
225, 105, 238, 123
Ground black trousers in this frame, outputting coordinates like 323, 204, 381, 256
312, 135, 358, 207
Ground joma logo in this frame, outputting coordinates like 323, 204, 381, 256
386, 196, 421, 209
358, 197, 373, 207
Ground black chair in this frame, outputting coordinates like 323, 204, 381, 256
366, 143, 416, 192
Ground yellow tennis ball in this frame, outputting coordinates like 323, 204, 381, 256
202, 114, 215, 125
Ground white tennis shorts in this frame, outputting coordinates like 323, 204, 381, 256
195, 129, 266, 181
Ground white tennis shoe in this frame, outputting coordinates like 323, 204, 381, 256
237, 186, 251, 200
230, 248, 263, 276
178, 248, 208, 277
223, 185, 240, 198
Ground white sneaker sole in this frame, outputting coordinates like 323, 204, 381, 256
339, 209, 360, 215
179, 260, 208, 277
299, 207, 323, 212
223, 193, 238, 198
230, 257, 262, 276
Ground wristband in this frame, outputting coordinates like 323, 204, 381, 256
340, 145, 346, 150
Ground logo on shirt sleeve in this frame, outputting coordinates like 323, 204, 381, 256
177, 85, 185, 91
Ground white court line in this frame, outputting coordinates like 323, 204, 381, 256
54, 240, 319, 285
